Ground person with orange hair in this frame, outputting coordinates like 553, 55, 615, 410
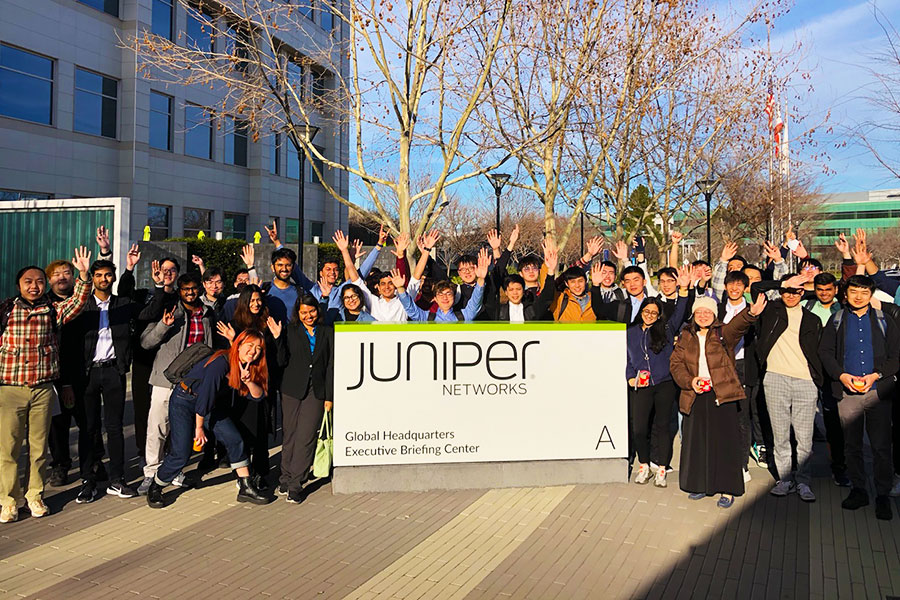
146, 329, 274, 508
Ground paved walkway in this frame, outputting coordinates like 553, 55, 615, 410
1, 423, 899, 598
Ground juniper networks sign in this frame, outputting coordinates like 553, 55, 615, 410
333, 323, 627, 467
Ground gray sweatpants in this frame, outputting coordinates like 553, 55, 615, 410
143, 385, 173, 479
763, 372, 818, 485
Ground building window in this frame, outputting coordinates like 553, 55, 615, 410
225, 117, 248, 167
309, 145, 326, 185
320, 5, 333, 31
285, 58, 305, 102
152, 0, 174, 40
285, 217, 299, 243
76, 0, 119, 17
298, 0, 315, 22
185, 104, 212, 159
286, 139, 300, 180
0, 44, 53, 125
74, 68, 117, 138
186, 8, 214, 54
310, 221, 324, 242
312, 70, 328, 101
225, 26, 250, 72
0, 189, 53, 201
149, 91, 172, 151
147, 204, 170, 240
270, 134, 281, 175
184, 207, 212, 238
224, 213, 248, 240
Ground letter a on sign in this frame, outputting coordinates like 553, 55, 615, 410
595, 425, 615, 450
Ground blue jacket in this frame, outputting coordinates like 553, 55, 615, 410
625, 296, 687, 385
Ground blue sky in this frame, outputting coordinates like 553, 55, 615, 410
774, 0, 900, 192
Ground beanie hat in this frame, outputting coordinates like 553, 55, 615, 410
691, 296, 718, 316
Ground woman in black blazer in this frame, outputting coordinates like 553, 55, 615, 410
276, 294, 334, 504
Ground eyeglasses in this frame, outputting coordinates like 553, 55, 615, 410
435, 290, 455, 298
520, 265, 539, 271
343, 293, 360, 301
641, 309, 660, 317
458, 265, 475, 272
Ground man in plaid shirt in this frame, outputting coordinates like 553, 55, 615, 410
0, 247, 93, 524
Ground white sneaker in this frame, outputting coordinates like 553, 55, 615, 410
634, 464, 652, 485
890, 474, 900, 498
743, 468, 752, 483
653, 466, 667, 488
0, 504, 18, 524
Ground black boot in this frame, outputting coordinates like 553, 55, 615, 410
147, 480, 165, 509
237, 476, 272, 505
251, 472, 269, 492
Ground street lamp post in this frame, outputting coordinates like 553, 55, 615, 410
486, 173, 510, 234
695, 178, 720, 264
296, 125, 320, 272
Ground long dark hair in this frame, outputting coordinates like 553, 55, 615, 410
631, 297, 668, 355
232, 284, 269, 333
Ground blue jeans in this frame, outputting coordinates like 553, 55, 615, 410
156, 388, 249, 485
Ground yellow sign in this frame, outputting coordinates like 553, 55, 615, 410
254, 231, 262, 244
142, 225, 151, 241
197, 230, 206, 240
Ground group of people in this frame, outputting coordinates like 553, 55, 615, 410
0, 221, 897, 524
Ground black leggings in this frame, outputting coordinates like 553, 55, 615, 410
630, 380, 679, 467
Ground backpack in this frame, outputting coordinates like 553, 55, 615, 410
831, 308, 888, 338
163, 342, 215, 385
0, 296, 58, 339
428, 309, 464, 322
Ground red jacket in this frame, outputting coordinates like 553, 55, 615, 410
0, 279, 92, 386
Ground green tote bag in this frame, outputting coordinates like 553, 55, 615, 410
313, 411, 333, 478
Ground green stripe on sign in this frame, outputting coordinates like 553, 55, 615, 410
334, 321, 626, 332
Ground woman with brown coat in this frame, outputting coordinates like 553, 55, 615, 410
670, 294, 767, 508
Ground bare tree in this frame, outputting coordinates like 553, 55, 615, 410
129, 0, 513, 237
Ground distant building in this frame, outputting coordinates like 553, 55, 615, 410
811, 189, 900, 251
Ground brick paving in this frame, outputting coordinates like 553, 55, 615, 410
1, 412, 899, 599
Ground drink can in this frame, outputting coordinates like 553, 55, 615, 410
637, 370, 651, 387
193, 439, 204, 452
698, 377, 712, 393
851, 378, 866, 392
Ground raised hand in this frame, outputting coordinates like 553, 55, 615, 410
762, 240, 782, 263
216, 321, 236, 343
835, 233, 850, 259
377, 223, 389, 246
96, 226, 110, 254
676, 265, 691, 288
389, 268, 405, 290
191, 254, 205, 270
586, 236, 604, 258
162, 307, 175, 327
475, 247, 491, 281
670, 230, 683, 244
590, 261, 603, 287
333, 229, 350, 252
749, 292, 768, 316
72, 246, 92, 280
720, 241, 738, 263
151, 259, 163, 285
508, 224, 520, 250
239, 362, 252, 383
248, 275, 262, 287
240, 244, 255, 268
318, 277, 333, 298
422, 229, 440, 250
791, 239, 809, 259
784, 224, 796, 243
542, 235, 559, 275
350, 239, 367, 261
851, 242, 872, 266
612, 240, 629, 262
264, 220, 280, 245
391, 232, 410, 258
486, 229, 502, 252
126, 244, 141, 270
782, 273, 809, 290
266, 316, 282, 338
